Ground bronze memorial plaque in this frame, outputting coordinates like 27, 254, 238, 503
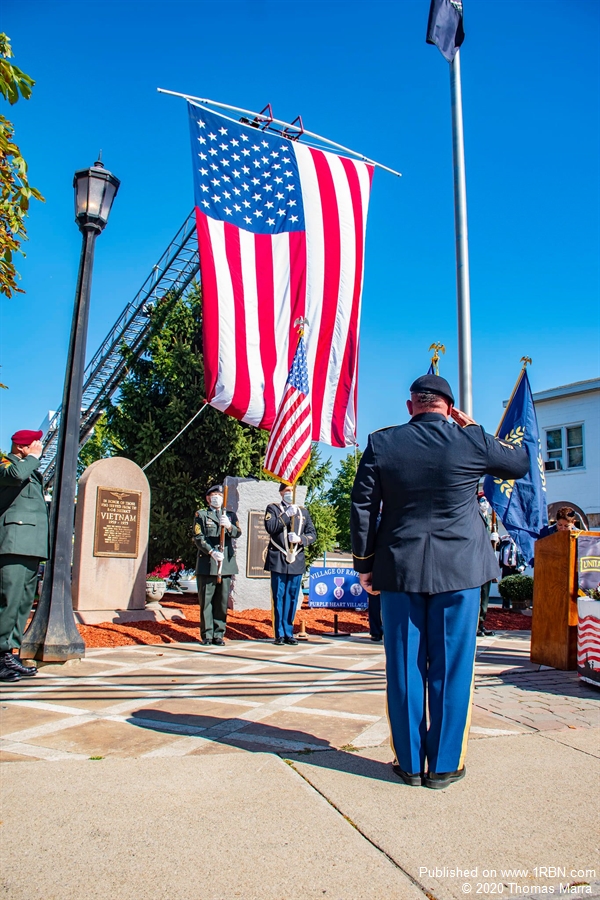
246, 509, 270, 578
93, 487, 142, 558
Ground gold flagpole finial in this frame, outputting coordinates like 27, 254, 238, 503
520, 356, 532, 368
428, 342, 446, 375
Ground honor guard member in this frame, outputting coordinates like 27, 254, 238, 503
350, 375, 529, 788
194, 485, 241, 646
0, 430, 49, 682
264, 483, 317, 645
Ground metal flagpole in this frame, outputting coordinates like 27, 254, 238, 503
449, 50, 473, 416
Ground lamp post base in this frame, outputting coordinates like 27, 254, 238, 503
21, 576, 85, 662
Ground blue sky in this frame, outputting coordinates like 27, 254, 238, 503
1, 0, 598, 473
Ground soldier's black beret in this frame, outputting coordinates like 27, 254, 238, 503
206, 484, 223, 495
409, 374, 455, 405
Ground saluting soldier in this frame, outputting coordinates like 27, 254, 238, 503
194, 484, 241, 646
350, 375, 529, 789
264, 483, 317, 645
0, 430, 49, 682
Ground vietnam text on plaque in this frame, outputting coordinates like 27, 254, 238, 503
93, 487, 142, 558
246, 510, 270, 578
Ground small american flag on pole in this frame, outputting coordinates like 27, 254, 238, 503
263, 329, 312, 485
187, 103, 374, 448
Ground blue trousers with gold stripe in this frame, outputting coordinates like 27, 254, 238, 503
380, 588, 479, 775
270, 572, 303, 639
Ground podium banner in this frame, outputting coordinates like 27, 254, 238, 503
578, 535, 600, 594
577, 597, 600, 686
308, 567, 367, 609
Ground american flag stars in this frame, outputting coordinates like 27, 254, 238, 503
189, 107, 305, 234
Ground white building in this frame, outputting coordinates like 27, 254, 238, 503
533, 379, 599, 528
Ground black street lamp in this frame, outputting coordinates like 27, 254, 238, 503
22, 159, 120, 662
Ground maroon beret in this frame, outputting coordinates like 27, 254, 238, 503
11, 429, 43, 444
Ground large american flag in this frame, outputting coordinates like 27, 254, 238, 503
187, 103, 374, 448
263, 333, 311, 484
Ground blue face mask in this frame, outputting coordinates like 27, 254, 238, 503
282, 492, 293, 505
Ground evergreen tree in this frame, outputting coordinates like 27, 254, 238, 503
104, 283, 269, 568
327, 449, 363, 552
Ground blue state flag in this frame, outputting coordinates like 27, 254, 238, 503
483, 369, 548, 565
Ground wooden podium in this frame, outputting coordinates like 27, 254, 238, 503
531, 530, 600, 670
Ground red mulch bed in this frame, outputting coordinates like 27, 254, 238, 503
485, 608, 532, 631
75, 594, 531, 649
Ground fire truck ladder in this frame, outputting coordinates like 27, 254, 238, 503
40, 211, 200, 484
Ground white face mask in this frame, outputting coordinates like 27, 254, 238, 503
209, 494, 223, 509
282, 492, 293, 505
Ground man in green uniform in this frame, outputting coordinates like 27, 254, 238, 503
194, 484, 241, 646
0, 429, 49, 682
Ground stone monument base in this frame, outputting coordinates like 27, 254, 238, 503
74, 607, 184, 625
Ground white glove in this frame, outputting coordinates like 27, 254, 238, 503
219, 514, 232, 531
286, 504, 299, 517
490, 532, 500, 543
210, 550, 225, 563
288, 532, 301, 544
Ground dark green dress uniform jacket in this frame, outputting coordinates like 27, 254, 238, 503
194, 508, 241, 577
0, 454, 49, 559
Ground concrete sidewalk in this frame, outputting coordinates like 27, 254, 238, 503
1, 632, 598, 900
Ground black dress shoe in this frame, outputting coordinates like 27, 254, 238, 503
424, 767, 466, 790
392, 761, 422, 787
273, 637, 285, 645
284, 637, 299, 645
212, 637, 225, 646
477, 627, 496, 637
0, 663, 21, 683
200, 639, 212, 646
370, 636, 383, 642
4, 653, 37, 676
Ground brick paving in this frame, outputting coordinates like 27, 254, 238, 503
1, 630, 597, 763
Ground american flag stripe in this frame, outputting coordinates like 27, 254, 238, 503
264, 382, 312, 483
294, 144, 373, 445
195, 210, 219, 401
267, 389, 310, 462
189, 104, 373, 447
332, 157, 371, 445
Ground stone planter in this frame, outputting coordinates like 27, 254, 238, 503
145, 580, 167, 607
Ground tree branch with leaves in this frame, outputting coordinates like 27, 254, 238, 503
0, 33, 44, 299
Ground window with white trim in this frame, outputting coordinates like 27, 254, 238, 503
544, 424, 585, 471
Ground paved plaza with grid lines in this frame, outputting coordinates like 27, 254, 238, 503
2, 631, 599, 900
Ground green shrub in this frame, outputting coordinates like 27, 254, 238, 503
498, 574, 534, 604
